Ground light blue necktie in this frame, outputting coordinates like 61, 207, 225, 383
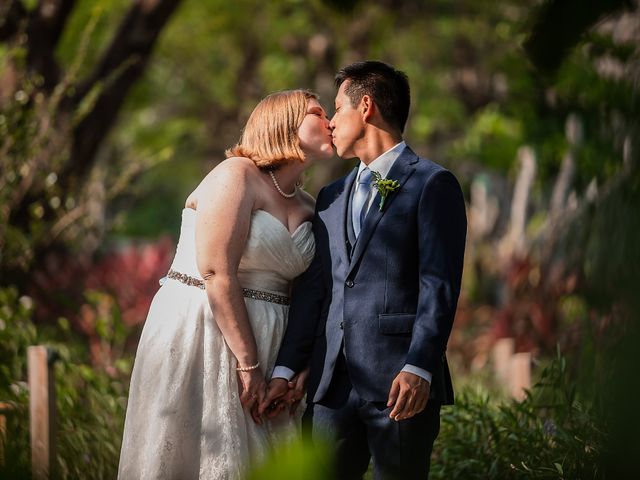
352, 168, 373, 238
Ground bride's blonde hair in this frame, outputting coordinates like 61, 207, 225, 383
225, 89, 318, 169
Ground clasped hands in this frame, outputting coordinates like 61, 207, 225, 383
238, 368, 309, 425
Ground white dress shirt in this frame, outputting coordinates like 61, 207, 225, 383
272, 141, 433, 385
355, 140, 406, 216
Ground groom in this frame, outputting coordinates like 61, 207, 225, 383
264, 61, 467, 479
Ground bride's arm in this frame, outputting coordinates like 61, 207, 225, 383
194, 159, 265, 413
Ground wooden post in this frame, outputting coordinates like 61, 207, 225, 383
492, 338, 515, 384
0, 402, 13, 467
510, 352, 532, 401
28, 346, 57, 480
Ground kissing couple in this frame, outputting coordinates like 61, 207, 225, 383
118, 60, 466, 480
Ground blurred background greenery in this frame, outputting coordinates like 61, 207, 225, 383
1, 0, 638, 478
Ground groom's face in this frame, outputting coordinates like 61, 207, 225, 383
330, 81, 365, 160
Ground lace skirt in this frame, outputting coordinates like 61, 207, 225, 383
117, 280, 298, 480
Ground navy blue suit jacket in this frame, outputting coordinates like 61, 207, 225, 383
276, 146, 467, 404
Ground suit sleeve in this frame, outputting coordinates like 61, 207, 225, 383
274, 189, 328, 373
406, 170, 467, 374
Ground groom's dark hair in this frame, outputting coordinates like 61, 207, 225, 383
335, 60, 410, 134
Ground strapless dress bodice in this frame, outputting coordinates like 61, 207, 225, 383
169, 208, 314, 295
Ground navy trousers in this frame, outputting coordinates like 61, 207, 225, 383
303, 352, 441, 480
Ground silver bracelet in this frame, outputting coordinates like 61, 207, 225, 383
236, 361, 260, 372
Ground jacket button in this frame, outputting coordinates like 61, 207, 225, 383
339, 321, 344, 330
345, 279, 354, 288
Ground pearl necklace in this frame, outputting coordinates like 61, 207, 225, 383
269, 170, 297, 198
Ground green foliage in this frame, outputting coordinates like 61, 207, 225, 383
246, 434, 333, 480
0, 287, 130, 479
431, 355, 604, 479
0, 7, 111, 276
55, 1, 130, 79
0, 289, 37, 390
452, 105, 524, 171
0, 67, 58, 273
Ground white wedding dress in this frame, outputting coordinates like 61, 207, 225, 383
118, 208, 314, 480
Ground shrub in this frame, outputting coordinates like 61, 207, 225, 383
431, 355, 604, 479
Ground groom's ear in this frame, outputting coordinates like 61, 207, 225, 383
360, 95, 376, 122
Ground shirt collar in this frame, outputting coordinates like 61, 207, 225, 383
357, 141, 406, 180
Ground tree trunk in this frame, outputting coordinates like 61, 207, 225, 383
1, 0, 183, 284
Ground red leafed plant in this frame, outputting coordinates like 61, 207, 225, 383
31, 237, 175, 370
84, 237, 175, 327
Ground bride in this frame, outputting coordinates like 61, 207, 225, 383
118, 90, 334, 479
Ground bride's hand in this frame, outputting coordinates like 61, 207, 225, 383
237, 368, 267, 425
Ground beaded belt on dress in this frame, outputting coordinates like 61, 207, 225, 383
166, 269, 290, 306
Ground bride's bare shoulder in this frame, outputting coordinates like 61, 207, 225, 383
185, 157, 259, 209
208, 156, 259, 179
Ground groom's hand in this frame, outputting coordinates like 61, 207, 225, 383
282, 368, 309, 416
387, 371, 430, 421
259, 378, 290, 417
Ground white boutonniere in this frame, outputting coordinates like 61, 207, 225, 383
371, 171, 401, 211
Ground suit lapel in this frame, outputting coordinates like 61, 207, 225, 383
347, 148, 418, 275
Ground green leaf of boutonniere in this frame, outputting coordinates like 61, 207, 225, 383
371, 171, 401, 211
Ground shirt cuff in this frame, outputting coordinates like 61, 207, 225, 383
402, 364, 432, 384
271, 366, 296, 381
